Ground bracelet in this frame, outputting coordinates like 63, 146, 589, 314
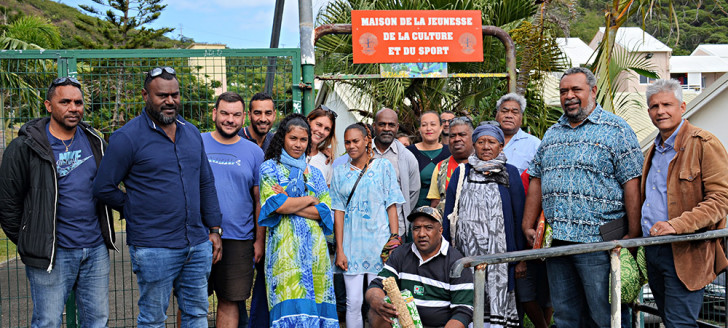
389, 233, 399, 238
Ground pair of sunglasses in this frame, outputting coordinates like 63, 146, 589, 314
444, 116, 473, 126
51, 76, 81, 87
147, 66, 176, 78
319, 104, 338, 119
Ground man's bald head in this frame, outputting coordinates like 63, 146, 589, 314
373, 107, 399, 147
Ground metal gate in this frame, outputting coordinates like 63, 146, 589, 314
0, 48, 302, 327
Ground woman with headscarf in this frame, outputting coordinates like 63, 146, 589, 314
443, 122, 526, 328
258, 113, 338, 327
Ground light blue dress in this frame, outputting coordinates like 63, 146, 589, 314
330, 158, 405, 275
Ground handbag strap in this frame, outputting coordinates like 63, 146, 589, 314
346, 157, 374, 207
449, 163, 466, 244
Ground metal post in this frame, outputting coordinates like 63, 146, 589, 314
473, 266, 486, 327
481, 26, 517, 94
610, 248, 622, 328
298, 0, 315, 115
264, 0, 285, 96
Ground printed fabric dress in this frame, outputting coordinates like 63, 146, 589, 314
329, 158, 405, 275
258, 158, 338, 328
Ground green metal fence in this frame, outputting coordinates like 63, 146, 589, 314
0, 48, 302, 327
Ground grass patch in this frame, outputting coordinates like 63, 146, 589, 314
0, 229, 18, 263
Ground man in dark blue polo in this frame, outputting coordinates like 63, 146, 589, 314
93, 67, 223, 327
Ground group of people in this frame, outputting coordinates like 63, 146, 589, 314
0, 64, 725, 328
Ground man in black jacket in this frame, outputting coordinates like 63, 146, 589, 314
0, 77, 116, 328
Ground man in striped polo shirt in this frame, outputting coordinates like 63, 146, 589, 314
366, 206, 474, 328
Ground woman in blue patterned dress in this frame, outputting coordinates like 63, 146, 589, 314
330, 123, 405, 328
258, 113, 338, 327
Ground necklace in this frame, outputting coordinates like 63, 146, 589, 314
50, 125, 75, 152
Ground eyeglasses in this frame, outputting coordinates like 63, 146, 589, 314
319, 104, 338, 119
147, 67, 176, 78
51, 76, 81, 87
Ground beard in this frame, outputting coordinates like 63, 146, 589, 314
216, 123, 241, 139
563, 97, 595, 123
147, 106, 178, 125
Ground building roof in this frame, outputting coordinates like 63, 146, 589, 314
691, 44, 728, 58
597, 27, 671, 53
556, 37, 595, 66
670, 56, 728, 73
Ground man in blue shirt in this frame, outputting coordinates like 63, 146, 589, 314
495, 92, 541, 175
522, 67, 644, 328
93, 67, 223, 327
238, 92, 276, 151
203, 91, 265, 328
641, 79, 728, 327
0, 77, 116, 327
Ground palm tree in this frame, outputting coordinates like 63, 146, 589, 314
1, 15, 61, 146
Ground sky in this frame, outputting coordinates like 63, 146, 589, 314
55, 0, 332, 49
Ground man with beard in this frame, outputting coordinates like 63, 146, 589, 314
93, 67, 223, 327
426, 117, 474, 210
521, 67, 643, 328
0, 77, 116, 327
238, 92, 276, 151
202, 92, 265, 328
372, 108, 420, 239
240, 92, 277, 328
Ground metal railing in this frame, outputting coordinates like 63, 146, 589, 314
451, 229, 728, 328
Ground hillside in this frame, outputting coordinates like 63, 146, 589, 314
0, 0, 190, 49
555, 0, 728, 55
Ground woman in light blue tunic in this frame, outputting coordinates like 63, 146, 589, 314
330, 123, 405, 328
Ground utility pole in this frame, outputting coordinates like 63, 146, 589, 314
264, 0, 285, 97
298, 0, 315, 115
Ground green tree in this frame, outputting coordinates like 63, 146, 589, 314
74, 0, 174, 49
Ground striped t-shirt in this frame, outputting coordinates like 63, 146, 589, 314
368, 239, 474, 327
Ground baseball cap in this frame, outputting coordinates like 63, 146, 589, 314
407, 206, 442, 224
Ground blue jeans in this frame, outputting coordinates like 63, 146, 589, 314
646, 244, 704, 328
25, 244, 110, 328
547, 251, 612, 328
129, 240, 213, 328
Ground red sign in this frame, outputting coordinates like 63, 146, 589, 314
352, 10, 483, 64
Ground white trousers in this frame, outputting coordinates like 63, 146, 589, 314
343, 273, 377, 328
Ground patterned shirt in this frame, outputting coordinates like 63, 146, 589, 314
528, 105, 643, 243
330, 158, 405, 274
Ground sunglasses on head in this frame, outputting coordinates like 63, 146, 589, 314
443, 116, 473, 127
147, 67, 176, 78
479, 120, 500, 127
320, 104, 338, 119
51, 76, 81, 87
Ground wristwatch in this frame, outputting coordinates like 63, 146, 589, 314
210, 227, 223, 237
